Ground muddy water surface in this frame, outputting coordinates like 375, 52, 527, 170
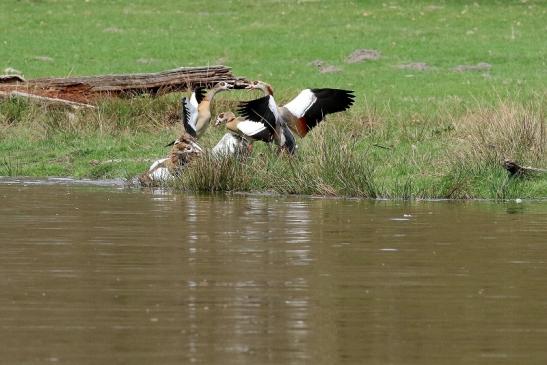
1, 183, 546, 364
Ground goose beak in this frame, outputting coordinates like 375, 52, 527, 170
190, 141, 204, 153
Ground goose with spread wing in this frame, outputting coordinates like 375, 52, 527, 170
236, 93, 297, 153
243, 80, 355, 150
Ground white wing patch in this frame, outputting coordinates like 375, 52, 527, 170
268, 95, 281, 120
147, 158, 173, 181
186, 92, 199, 129
150, 167, 173, 181
283, 89, 317, 118
237, 120, 266, 136
148, 157, 169, 172
212, 133, 242, 156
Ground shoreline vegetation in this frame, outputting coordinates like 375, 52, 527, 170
1, 95, 545, 200
1, 0, 546, 199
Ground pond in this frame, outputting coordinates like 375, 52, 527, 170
1, 181, 546, 364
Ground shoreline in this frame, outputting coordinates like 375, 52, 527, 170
2, 176, 545, 203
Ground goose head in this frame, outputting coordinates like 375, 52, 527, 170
170, 140, 203, 166
245, 80, 274, 96
173, 133, 204, 154
214, 111, 236, 126
214, 81, 233, 91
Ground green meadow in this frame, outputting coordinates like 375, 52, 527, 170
1, 0, 546, 199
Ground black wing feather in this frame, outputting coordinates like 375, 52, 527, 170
194, 87, 206, 104
237, 95, 277, 134
282, 124, 297, 154
303, 89, 355, 129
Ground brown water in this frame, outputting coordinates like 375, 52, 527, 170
0, 183, 546, 365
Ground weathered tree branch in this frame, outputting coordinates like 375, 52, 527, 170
0, 66, 249, 103
0, 91, 95, 109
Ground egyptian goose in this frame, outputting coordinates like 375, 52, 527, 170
214, 111, 272, 144
242, 80, 355, 142
169, 133, 204, 161
142, 133, 203, 185
166, 81, 232, 146
235, 97, 298, 154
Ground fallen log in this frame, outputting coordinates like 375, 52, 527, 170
503, 159, 547, 177
0, 65, 249, 104
0, 91, 95, 109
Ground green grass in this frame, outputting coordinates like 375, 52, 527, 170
1, 0, 546, 199
2, 1, 546, 107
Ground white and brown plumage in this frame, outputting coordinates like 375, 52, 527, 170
241, 80, 355, 152
142, 133, 203, 185
166, 81, 232, 146
169, 133, 204, 162
179, 86, 206, 138
238, 83, 297, 153
214, 111, 273, 145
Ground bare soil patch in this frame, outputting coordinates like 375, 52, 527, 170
452, 62, 491, 72
396, 62, 429, 71
309, 60, 342, 73
345, 49, 381, 64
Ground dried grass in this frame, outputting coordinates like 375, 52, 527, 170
171, 122, 378, 198
451, 102, 545, 165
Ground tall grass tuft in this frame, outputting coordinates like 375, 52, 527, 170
0, 155, 23, 176
442, 101, 546, 199
174, 153, 251, 192
171, 122, 378, 198
453, 102, 545, 165
0, 95, 180, 135
299, 125, 378, 197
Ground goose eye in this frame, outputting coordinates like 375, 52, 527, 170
253, 81, 258, 85
219, 113, 224, 118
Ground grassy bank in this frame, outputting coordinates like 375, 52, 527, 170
1, 0, 546, 199
1, 95, 545, 199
